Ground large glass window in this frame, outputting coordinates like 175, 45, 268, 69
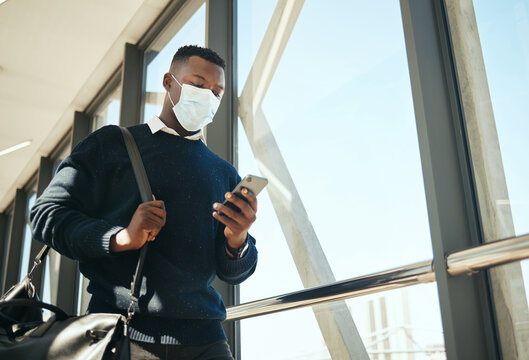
92, 86, 121, 131
237, 1, 444, 358
41, 158, 68, 313
142, 2, 206, 123
18, 190, 36, 282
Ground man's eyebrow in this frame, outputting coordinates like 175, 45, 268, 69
192, 73, 224, 90
192, 73, 206, 81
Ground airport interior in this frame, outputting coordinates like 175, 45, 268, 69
0, 0, 528, 359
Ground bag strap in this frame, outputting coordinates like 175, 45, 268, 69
119, 127, 153, 320
26, 245, 51, 280
23, 127, 152, 320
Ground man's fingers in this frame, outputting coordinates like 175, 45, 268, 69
142, 200, 165, 209
143, 206, 166, 224
146, 232, 156, 241
222, 192, 256, 221
213, 202, 243, 224
241, 188, 258, 212
212, 211, 241, 231
144, 213, 165, 228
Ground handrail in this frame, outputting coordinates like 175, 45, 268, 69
447, 233, 529, 276
226, 233, 529, 321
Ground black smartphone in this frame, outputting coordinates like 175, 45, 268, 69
222, 174, 268, 212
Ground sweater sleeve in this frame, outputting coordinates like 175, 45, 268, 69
214, 172, 258, 285
30, 127, 124, 261
215, 227, 258, 285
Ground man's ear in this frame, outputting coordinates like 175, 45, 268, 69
162, 73, 173, 92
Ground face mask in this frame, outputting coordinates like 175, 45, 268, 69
168, 74, 221, 132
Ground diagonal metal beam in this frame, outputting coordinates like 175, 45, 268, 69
238, 1, 368, 358
239, 0, 305, 118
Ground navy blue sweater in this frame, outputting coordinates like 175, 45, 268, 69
30, 124, 258, 345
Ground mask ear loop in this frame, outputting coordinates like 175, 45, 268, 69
168, 74, 182, 107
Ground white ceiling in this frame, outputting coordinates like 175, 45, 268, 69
0, 0, 170, 211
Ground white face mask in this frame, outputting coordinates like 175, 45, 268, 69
168, 74, 221, 132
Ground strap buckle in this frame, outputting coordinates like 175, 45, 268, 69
126, 297, 136, 324
27, 259, 42, 279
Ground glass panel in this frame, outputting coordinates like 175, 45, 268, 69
18, 191, 36, 281
240, 284, 445, 360
142, 3, 206, 123
447, 1, 529, 358
259, 0, 432, 279
92, 85, 121, 131
237, 1, 443, 358
238, 117, 303, 300
237, 0, 277, 97
241, 305, 329, 360
348, 284, 445, 360
238, 0, 433, 296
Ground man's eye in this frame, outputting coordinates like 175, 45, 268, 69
212, 91, 221, 99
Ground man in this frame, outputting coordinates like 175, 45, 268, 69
30, 45, 258, 360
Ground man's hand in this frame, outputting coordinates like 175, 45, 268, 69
212, 188, 257, 252
110, 197, 166, 253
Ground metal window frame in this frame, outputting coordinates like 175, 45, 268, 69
120, 43, 144, 127
0, 213, 8, 293
0, 206, 13, 294
400, 0, 500, 358
2, 189, 28, 292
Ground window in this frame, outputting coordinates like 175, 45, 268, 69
237, 1, 444, 358
18, 190, 36, 282
92, 86, 121, 131
142, 2, 206, 123
41, 158, 68, 311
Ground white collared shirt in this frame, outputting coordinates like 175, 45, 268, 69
146, 115, 206, 143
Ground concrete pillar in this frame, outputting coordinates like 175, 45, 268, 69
446, 1, 529, 358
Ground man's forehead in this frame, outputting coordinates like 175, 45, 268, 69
183, 56, 224, 76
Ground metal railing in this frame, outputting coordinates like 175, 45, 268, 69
226, 233, 529, 321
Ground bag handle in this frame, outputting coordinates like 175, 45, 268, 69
0, 299, 68, 321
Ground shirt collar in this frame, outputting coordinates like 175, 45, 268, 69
147, 116, 206, 143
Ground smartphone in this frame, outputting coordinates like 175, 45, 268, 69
222, 174, 268, 212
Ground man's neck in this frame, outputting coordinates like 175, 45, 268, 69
158, 108, 200, 137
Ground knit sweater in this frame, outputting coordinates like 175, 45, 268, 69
30, 124, 258, 345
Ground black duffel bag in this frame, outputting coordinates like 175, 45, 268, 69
0, 127, 153, 359
0, 299, 129, 359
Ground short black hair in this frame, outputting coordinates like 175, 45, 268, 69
171, 45, 225, 70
